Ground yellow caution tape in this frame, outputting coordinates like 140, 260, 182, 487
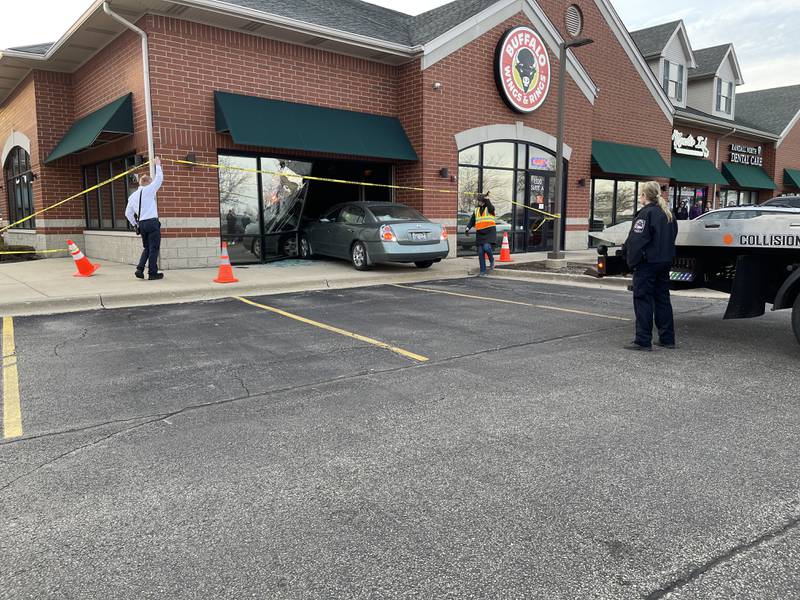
0, 161, 150, 234
0, 248, 69, 255
165, 158, 561, 220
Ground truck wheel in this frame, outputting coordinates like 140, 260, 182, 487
793, 293, 800, 346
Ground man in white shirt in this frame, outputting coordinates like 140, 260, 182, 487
125, 157, 164, 280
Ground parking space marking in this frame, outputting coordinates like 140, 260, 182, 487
236, 297, 429, 363
3, 316, 23, 439
392, 284, 632, 322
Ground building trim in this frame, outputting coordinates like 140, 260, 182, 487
421, 0, 598, 106
454, 122, 573, 160
674, 111, 779, 141
592, 0, 674, 122
777, 108, 800, 149
1, 130, 32, 165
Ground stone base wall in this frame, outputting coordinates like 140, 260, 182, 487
3, 229, 84, 252
82, 231, 221, 269
565, 230, 589, 251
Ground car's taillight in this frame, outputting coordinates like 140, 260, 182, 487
380, 225, 396, 241
440, 227, 449, 241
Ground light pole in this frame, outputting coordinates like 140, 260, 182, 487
548, 37, 593, 263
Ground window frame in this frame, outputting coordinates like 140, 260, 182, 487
82, 154, 141, 231
663, 60, 684, 102
716, 78, 733, 114
4, 146, 35, 229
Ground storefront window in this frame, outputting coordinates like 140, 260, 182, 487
590, 178, 643, 245
4, 146, 35, 229
482, 142, 515, 169
457, 141, 560, 256
82, 155, 140, 230
720, 189, 758, 207
218, 154, 312, 264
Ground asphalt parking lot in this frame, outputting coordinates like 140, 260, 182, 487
1, 276, 799, 599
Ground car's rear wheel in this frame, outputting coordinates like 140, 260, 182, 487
414, 260, 434, 269
351, 241, 370, 271
251, 238, 262, 260
299, 235, 313, 259
792, 292, 800, 346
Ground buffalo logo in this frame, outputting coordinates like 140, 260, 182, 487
495, 26, 551, 113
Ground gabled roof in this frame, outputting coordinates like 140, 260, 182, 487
218, 0, 414, 45
629, 20, 681, 59
410, 0, 498, 45
689, 44, 742, 83
736, 85, 800, 137
198, 0, 500, 46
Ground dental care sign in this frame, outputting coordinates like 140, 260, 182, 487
730, 144, 763, 167
495, 26, 551, 114
672, 129, 709, 158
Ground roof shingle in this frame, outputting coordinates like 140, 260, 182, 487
689, 44, 730, 80
629, 21, 681, 59
735, 85, 800, 135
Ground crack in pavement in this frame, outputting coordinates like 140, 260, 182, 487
54, 328, 88, 357
644, 511, 800, 599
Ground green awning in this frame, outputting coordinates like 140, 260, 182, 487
722, 162, 777, 190
784, 168, 800, 189
215, 91, 418, 161
591, 140, 672, 178
45, 93, 133, 163
670, 155, 728, 185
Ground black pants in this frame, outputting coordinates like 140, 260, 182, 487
137, 219, 161, 276
632, 261, 675, 347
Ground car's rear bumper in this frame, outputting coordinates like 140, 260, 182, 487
367, 240, 449, 263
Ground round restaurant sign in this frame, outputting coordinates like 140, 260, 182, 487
494, 26, 551, 114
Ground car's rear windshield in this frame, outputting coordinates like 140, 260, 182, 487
369, 205, 425, 222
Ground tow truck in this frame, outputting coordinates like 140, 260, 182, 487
592, 207, 800, 345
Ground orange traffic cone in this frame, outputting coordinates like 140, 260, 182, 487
67, 239, 100, 277
499, 231, 512, 263
213, 242, 239, 284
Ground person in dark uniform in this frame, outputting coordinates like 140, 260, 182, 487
466, 193, 497, 276
623, 181, 679, 351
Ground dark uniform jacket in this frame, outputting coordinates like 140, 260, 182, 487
467, 199, 497, 245
623, 203, 678, 269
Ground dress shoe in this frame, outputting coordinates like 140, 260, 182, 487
656, 341, 677, 349
134, 269, 144, 279
623, 343, 652, 352
148, 272, 165, 280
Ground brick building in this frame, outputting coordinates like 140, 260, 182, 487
0, 0, 797, 268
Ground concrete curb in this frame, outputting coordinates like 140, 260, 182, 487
488, 267, 632, 290
1, 269, 474, 317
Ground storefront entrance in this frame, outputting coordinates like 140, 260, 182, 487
457, 141, 561, 256
218, 153, 393, 264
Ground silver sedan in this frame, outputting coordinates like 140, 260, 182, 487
299, 202, 450, 270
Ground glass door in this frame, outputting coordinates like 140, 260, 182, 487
522, 173, 555, 252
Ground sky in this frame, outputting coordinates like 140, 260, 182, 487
1, 0, 798, 92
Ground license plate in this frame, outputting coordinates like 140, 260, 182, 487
410, 232, 428, 241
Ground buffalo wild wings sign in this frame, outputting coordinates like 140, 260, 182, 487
494, 26, 551, 114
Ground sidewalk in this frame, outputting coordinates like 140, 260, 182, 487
0, 251, 590, 316
0, 250, 726, 317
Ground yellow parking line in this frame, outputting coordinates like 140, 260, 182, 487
3, 316, 22, 439
392, 284, 631, 322
236, 297, 429, 363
